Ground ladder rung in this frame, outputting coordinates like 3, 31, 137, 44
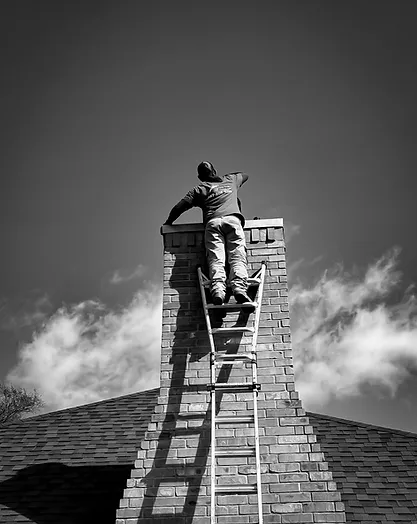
209, 382, 260, 391
215, 353, 255, 363
216, 415, 254, 424
215, 484, 257, 494
202, 277, 261, 288
207, 302, 257, 310
216, 447, 256, 456
211, 327, 255, 334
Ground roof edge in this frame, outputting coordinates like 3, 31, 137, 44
3, 387, 160, 426
307, 410, 417, 439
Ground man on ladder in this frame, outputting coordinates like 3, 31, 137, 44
164, 161, 251, 305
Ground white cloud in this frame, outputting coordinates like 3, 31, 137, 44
109, 264, 147, 285
290, 247, 417, 408
0, 292, 52, 331
7, 247, 417, 415
7, 285, 162, 412
284, 222, 301, 242
287, 255, 324, 282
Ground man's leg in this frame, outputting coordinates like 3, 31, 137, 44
223, 215, 249, 303
205, 218, 227, 304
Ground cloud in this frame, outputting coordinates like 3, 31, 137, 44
287, 255, 324, 282
284, 222, 301, 243
7, 247, 416, 415
109, 264, 147, 285
7, 285, 162, 412
290, 247, 417, 408
0, 292, 52, 331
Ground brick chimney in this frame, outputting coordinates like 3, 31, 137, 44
116, 219, 346, 524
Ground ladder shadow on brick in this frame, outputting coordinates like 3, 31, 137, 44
138, 255, 250, 523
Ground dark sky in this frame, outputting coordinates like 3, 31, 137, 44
1, 1, 417, 430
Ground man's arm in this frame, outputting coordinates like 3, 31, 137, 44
164, 198, 193, 225
229, 172, 249, 187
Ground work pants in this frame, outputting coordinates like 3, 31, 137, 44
204, 215, 248, 295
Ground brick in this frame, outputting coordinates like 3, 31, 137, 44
264, 516, 284, 524
279, 417, 310, 426
217, 495, 248, 505
303, 502, 335, 512
218, 517, 250, 523
270, 463, 301, 473
217, 505, 238, 515
312, 493, 342, 502
123, 488, 143, 498
282, 515, 314, 523
278, 435, 308, 444
300, 482, 327, 492
270, 444, 300, 453
239, 505, 260, 514
279, 492, 313, 503
309, 453, 324, 461
309, 472, 333, 481
280, 473, 309, 482
270, 483, 301, 493
272, 503, 303, 513
116, 509, 141, 518
313, 514, 346, 522
279, 453, 310, 462
251, 228, 260, 242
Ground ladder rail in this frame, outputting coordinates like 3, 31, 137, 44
251, 263, 266, 524
253, 388, 263, 524
250, 263, 267, 356
196, 267, 217, 524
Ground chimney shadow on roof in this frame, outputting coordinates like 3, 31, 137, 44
0, 462, 130, 524
136, 242, 248, 522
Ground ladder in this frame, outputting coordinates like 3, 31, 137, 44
197, 263, 267, 524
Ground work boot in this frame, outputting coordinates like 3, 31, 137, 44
212, 291, 225, 305
233, 289, 251, 304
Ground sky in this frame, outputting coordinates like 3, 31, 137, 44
1, 1, 417, 431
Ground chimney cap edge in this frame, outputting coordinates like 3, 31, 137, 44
161, 218, 284, 234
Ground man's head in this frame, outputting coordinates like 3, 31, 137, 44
197, 161, 217, 181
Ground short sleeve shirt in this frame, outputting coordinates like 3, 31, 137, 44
182, 172, 247, 225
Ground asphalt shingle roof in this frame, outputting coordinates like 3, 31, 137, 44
1, 388, 416, 523
0, 388, 157, 524
309, 412, 417, 523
